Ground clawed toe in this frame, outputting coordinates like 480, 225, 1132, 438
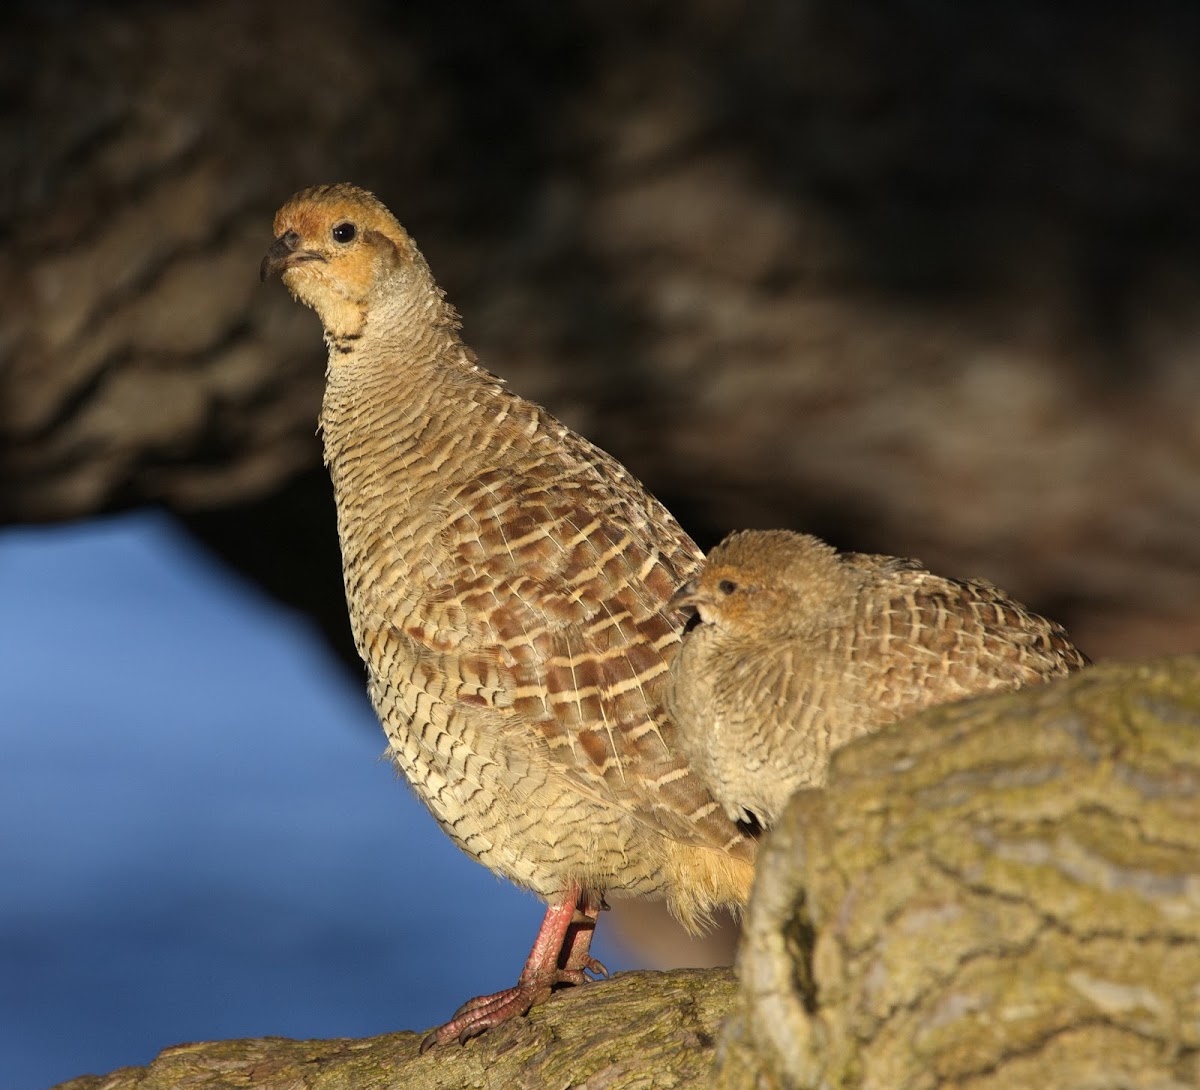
418, 886, 608, 1053
581, 955, 609, 980
556, 956, 609, 987
420, 981, 551, 1052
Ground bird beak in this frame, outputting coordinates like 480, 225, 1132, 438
669, 579, 701, 613
259, 230, 325, 282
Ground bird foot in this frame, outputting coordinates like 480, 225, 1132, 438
557, 955, 609, 987
419, 886, 609, 1053
418, 958, 609, 1052
429, 983, 542, 1050
419, 978, 549, 1052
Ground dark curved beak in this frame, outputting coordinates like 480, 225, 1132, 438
668, 579, 701, 613
260, 230, 325, 282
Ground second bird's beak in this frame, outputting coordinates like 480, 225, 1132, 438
260, 229, 324, 282
669, 579, 701, 613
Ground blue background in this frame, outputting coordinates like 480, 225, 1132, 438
0, 511, 634, 1090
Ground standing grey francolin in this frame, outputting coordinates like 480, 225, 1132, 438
260, 183, 753, 1048
667, 529, 1089, 830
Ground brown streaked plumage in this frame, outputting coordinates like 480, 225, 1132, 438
667, 529, 1089, 830
261, 184, 753, 1049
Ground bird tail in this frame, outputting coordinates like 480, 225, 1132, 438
661, 842, 756, 934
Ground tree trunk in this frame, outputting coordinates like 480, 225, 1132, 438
721, 654, 1200, 1090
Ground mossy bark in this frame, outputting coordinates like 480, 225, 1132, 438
720, 654, 1200, 1090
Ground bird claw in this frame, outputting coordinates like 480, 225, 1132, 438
576, 955, 610, 981
418, 887, 607, 1053
419, 980, 551, 1053
418, 955, 610, 1053
552, 958, 609, 987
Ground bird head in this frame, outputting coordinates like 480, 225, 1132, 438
670, 529, 856, 637
669, 562, 779, 633
261, 183, 438, 344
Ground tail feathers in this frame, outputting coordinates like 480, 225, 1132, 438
661, 841, 756, 934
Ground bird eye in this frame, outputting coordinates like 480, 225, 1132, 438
331, 222, 357, 243
717, 579, 738, 595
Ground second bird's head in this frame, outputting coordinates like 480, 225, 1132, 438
670, 529, 856, 639
261, 183, 434, 341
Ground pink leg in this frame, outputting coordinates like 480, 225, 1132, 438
420, 885, 608, 1051
558, 889, 609, 985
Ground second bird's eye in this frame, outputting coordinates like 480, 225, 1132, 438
331, 222, 357, 243
718, 579, 738, 595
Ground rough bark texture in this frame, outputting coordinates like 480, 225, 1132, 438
6, 0, 1200, 660
51, 655, 1200, 1090
50, 968, 736, 1090
719, 654, 1200, 1090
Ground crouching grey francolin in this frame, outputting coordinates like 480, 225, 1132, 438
667, 529, 1089, 831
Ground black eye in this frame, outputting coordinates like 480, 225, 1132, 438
718, 579, 738, 595
331, 222, 357, 243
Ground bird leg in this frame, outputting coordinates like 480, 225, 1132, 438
420, 885, 608, 1051
558, 889, 609, 985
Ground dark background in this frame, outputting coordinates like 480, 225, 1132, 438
4, 1, 1200, 1086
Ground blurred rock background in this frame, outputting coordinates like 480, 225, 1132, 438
5, 0, 1200, 1042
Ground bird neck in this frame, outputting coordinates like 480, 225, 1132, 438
320, 270, 457, 356
317, 304, 517, 614
317, 289, 503, 484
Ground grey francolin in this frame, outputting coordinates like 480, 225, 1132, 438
260, 183, 753, 1048
667, 529, 1089, 830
